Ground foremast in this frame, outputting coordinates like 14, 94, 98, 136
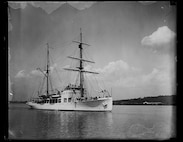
46, 43, 50, 96
64, 29, 98, 97
37, 43, 51, 97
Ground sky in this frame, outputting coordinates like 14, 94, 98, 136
8, 1, 176, 101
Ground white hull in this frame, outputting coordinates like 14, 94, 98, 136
26, 97, 112, 111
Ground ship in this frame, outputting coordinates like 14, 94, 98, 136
26, 29, 112, 111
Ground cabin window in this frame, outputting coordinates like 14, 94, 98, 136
55, 99, 57, 103
64, 98, 67, 102
58, 99, 61, 103
68, 98, 71, 102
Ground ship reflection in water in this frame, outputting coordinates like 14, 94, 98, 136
8, 104, 175, 139
35, 111, 113, 139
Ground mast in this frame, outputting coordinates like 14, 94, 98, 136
79, 28, 84, 97
64, 29, 99, 97
46, 43, 50, 96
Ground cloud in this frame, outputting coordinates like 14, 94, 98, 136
141, 26, 176, 47
111, 68, 158, 88
15, 70, 29, 78
15, 62, 58, 80
85, 60, 174, 95
86, 60, 141, 85
30, 70, 43, 76
49, 63, 57, 73
97, 60, 140, 80
97, 60, 130, 73
84, 60, 129, 79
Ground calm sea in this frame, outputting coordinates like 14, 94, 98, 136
8, 103, 176, 140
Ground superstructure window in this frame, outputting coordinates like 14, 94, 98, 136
64, 98, 67, 102
58, 99, 61, 103
68, 98, 71, 102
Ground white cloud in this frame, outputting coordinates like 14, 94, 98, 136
86, 60, 141, 84
85, 60, 133, 80
15, 70, 29, 78
63, 64, 71, 69
110, 68, 158, 88
30, 63, 57, 77
49, 63, 57, 73
85, 60, 174, 95
141, 68, 159, 83
30, 70, 43, 76
98, 60, 130, 73
141, 26, 175, 47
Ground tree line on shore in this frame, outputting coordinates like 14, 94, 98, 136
113, 95, 176, 105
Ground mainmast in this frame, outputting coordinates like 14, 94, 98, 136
64, 29, 99, 97
79, 28, 84, 97
46, 43, 50, 96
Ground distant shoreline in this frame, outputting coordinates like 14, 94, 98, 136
113, 104, 175, 106
113, 95, 176, 106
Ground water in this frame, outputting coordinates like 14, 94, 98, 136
8, 104, 176, 140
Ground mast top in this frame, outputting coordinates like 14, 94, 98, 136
65, 29, 98, 73
80, 28, 82, 43
73, 28, 90, 46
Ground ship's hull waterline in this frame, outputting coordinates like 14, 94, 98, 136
26, 97, 112, 111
